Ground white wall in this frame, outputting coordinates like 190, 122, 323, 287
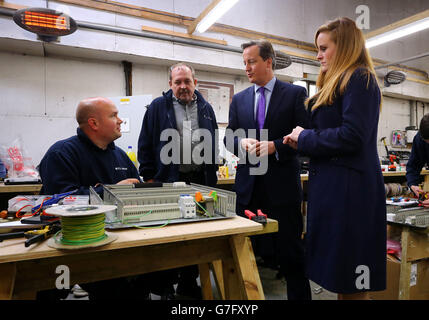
1, 48, 425, 166
0, 51, 125, 165
1, 0, 429, 167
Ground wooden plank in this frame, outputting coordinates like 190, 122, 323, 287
388, 65, 428, 79
365, 9, 429, 39
0, 262, 16, 299
0, 217, 262, 264
0, 183, 42, 193
42, 0, 318, 52
0, 1, 25, 10
209, 23, 317, 52
54, 0, 192, 25
12, 237, 232, 294
229, 235, 264, 300
244, 236, 264, 298
222, 257, 243, 299
282, 49, 317, 61
406, 228, 429, 262
243, 218, 278, 237
211, 259, 225, 299
198, 263, 213, 300
141, 25, 227, 46
406, 77, 429, 86
216, 178, 235, 185
3, 0, 428, 79
187, 0, 222, 34
399, 226, 411, 300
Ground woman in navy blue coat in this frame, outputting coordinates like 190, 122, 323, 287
284, 17, 386, 299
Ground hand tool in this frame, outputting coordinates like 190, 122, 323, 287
244, 209, 267, 224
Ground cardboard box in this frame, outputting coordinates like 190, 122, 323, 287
370, 256, 429, 300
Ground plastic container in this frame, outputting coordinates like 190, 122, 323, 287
126, 146, 138, 169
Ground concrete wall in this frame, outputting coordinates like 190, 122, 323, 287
1, 0, 429, 166
1, 49, 427, 166
0, 52, 126, 165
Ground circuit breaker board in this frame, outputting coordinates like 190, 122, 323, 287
90, 182, 237, 229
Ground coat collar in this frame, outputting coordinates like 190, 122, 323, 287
162, 89, 209, 129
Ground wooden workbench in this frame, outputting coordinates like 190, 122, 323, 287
0, 180, 235, 192
0, 216, 278, 300
2, 169, 426, 191
0, 182, 42, 194
396, 224, 429, 299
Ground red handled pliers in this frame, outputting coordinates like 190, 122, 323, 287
244, 209, 267, 225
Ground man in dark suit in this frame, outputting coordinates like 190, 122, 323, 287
224, 40, 311, 300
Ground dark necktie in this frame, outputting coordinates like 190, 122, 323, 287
256, 86, 266, 129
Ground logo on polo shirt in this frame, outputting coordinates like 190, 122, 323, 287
115, 167, 128, 171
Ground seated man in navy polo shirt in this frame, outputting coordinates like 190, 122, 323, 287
407, 113, 429, 206
37, 97, 142, 300
39, 96, 140, 196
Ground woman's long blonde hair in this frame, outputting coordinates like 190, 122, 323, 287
308, 17, 381, 111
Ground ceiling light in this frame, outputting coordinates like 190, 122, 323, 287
196, 0, 239, 33
366, 16, 429, 49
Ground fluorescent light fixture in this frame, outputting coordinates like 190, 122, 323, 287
196, 0, 239, 33
366, 17, 429, 49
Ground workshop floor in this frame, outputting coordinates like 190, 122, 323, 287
65, 264, 337, 300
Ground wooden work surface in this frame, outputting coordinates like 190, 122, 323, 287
2, 170, 427, 190
0, 180, 234, 191
0, 183, 42, 194
0, 216, 277, 300
217, 177, 235, 185
0, 216, 262, 263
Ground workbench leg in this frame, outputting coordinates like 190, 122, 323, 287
198, 263, 213, 300
211, 259, 225, 299
0, 262, 16, 300
399, 227, 411, 300
222, 257, 244, 299
229, 235, 265, 300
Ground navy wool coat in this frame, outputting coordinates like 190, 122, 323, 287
297, 68, 386, 294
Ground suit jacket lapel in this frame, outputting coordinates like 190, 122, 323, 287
243, 87, 256, 129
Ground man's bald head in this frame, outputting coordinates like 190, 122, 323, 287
75, 97, 123, 149
76, 97, 114, 127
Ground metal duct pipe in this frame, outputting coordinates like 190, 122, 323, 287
0, 7, 14, 16
0, 7, 320, 67
76, 21, 320, 67
78, 21, 244, 54
410, 100, 417, 127
375, 52, 429, 70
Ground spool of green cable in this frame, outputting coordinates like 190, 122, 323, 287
45, 205, 118, 250
60, 213, 107, 245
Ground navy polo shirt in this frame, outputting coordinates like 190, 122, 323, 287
38, 128, 140, 195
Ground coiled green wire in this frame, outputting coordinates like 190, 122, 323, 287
58, 213, 107, 245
